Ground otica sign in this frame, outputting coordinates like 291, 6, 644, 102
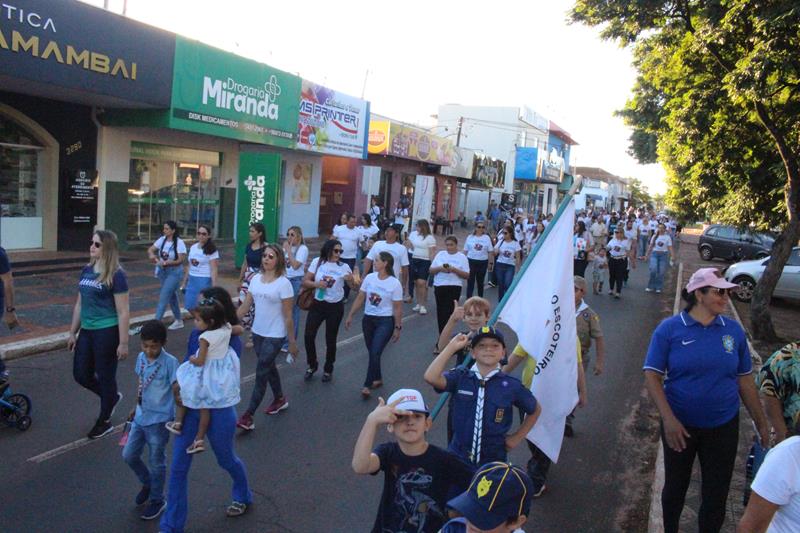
0, 0, 175, 107
170, 36, 301, 147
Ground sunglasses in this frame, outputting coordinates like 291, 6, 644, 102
706, 287, 730, 296
476, 225, 485, 229
197, 231, 209, 236
332, 248, 343, 254
264, 253, 277, 260
90, 240, 102, 248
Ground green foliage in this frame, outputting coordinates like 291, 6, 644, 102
626, 177, 652, 207
570, 0, 800, 230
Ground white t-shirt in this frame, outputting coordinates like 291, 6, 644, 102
606, 238, 630, 258
367, 241, 410, 269
639, 220, 652, 235
360, 273, 403, 317
359, 224, 379, 245
248, 275, 294, 338
394, 208, 408, 224
494, 240, 521, 266
573, 235, 589, 259
369, 205, 381, 224
333, 225, 362, 259
408, 231, 437, 260
308, 257, 352, 303
751, 436, 800, 533
187, 243, 220, 278
431, 251, 470, 287
514, 224, 525, 242
623, 227, 638, 244
650, 234, 673, 253
153, 236, 187, 262
199, 324, 232, 360
464, 234, 493, 261
285, 244, 309, 278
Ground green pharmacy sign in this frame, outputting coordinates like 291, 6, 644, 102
171, 36, 301, 147
235, 152, 281, 267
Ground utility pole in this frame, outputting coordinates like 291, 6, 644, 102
455, 116, 463, 147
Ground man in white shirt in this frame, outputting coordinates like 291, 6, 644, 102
333, 214, 362, 300
739, 436, 800, 533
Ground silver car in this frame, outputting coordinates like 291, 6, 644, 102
724, 246, 800, 302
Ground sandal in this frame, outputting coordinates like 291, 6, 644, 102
186, 439, 205, 454
361, 387, 371, 399
370, 380, 383, 390
226, 501, 248, 517
165, 421, 182, 435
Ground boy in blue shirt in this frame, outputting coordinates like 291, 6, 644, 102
122, 320, 178, 521
424, 326, 541, 466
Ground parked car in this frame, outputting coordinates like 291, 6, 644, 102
697, 224, 774, 261
723, 246, 800, 302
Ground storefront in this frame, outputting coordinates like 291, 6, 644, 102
0, 0, 175, 250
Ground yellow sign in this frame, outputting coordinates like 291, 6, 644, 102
367, 120, 390, 154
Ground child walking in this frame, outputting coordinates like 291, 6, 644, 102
592, 247, 608, 295
122, 320, 179, 521
167, 297, 240, 454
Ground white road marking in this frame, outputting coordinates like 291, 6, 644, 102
27, 313, 419, 463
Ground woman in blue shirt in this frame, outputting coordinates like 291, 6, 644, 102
643, 267, 769, 533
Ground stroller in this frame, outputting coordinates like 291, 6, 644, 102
0, 380, 32, 431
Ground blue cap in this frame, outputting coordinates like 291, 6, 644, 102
447, 462, 533, 530
470, 326, 506, 348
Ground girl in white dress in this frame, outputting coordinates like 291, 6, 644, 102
166, 298, 240, 454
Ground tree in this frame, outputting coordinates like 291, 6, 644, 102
571, 0, 800, 340
626, 177, 652, 208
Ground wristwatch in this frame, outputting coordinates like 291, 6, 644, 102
394, 325, 402, 330
5, 306, 15, 313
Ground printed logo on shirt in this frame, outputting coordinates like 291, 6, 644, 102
503, 250, 513, 258
160, 251, 170, 260
656, 240, 665, 248
78, 277, 104, 290
614, 246, 620, 252
190, 258, 200, 266
322, 275, 335, 288
494, 408, 505, 423
722, 335, 735, 354
474, 243, 483, 251
681, 339, 696, 346
368, 292, 382, 306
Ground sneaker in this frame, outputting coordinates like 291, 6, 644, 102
88, 420, 114, 439
533, 484, 547, 498
107, 391, 123, 422
645, 288, 653, 292
614, 293, 621, 299
487, 281, 496, 288
265, 397, 288, 415
656, 289, 662, 293
168, 320, 184, 330
321, 372, 333, 383
140, 500, 166, 520
304, 367, 317, 382
412, 304, 421, 312
135, 485, 151, 506
419, 306, 428, 315
236, 413, 255, 431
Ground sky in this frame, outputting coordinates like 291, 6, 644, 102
85, 0, 667, 194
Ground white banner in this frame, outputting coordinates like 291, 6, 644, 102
497, 200, 578, 462
413, 175, 435, 223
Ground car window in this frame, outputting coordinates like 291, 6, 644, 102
716, 226, 736, 239
788, 249, 800, 267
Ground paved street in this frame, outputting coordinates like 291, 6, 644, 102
1, 261, 670, 532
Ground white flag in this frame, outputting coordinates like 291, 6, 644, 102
497, 200, 578, 462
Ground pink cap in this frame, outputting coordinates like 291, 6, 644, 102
685, 267, 738, 293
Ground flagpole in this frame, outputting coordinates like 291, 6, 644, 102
430, 175, 583, 420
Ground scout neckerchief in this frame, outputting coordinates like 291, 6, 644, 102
137, 354, 162, 405
469, 363, 501, 465
576, 299, 589, 317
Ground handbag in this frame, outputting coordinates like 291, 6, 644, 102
743, 436, 768, 506
297, 286, 315, 311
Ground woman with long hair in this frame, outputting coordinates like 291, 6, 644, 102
282, 226, 309, 353
492, 226, 521, 302
357, 213, 379, 271
235, 244, 298, 430
68, 230, 130, 439
573, 221, 591, 277
430, 236, 470, 334
344, 251, 403, 399
463, 220, 492, 298
645, 223, 674, 294
147, 220, 187, 330
302, 239, 356, 382
643, 268, 768, 533
605, 227, 630, 299
238, 222, 267, 283
181, 224, 219, 311
406, 219, 437, 315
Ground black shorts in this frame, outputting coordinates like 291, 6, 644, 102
409, 257, 431, 281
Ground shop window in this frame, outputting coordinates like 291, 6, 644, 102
0, 115, 44, 248
128, 158, 220, 243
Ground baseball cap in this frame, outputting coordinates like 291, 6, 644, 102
447, 462, 533, 530
386, 388, 429, 414
685, 267, 738, 293
471, 326, 506, 348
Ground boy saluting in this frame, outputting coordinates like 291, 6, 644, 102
352, 389, 473, 533
424, 327, 541, 466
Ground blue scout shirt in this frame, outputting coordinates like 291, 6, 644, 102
133, 349, 179, 426
439, 365, 538, 465
78, 266, 128, 330
643, 311, 752, 428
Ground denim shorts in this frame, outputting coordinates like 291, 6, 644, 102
409, 257, 431, 282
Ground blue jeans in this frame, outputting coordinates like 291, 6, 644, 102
73, 325, 119, 422
247, 335, 285, 414
638, 235, 650, 258
648, 251, 670, 291
160, 407, 251, 533
362, 315, 394, 387
494, 262, 515, 302
156, 266, 183, 321
282, 277, 303, 352
122, 421, 170, 503
183, 275, 211, 311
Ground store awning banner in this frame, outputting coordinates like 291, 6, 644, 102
514, 147, 539, 181
367, 119, 455, 166
472, 154, 506, 189
368, 121, 391, 155
412, 175, 435, 223
297, 80, 370, 159
170, 36, 301, 147
440, 146, 474, 179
